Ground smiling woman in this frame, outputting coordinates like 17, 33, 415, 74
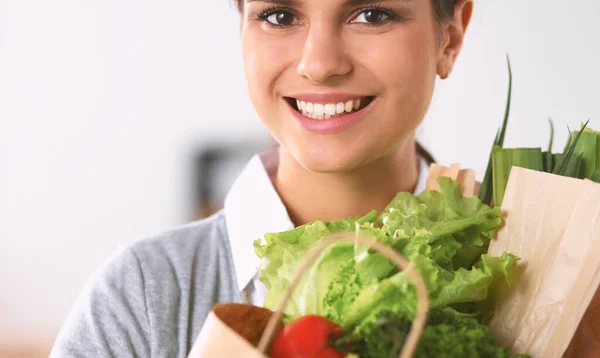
237, 0, 470, 225
50, 0, 473, 357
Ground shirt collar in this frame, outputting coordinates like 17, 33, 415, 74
224, 148, 429, 291
224, 149, 294, 291
414, 153, 428, 195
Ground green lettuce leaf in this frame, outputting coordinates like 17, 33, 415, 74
254, 219, 352, 319
254, 176, 516, 334
254, 211, 378, 319
381, 177, 502, 271
432, 253, 519, 308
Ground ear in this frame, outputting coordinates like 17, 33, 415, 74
437, 0, 474, 79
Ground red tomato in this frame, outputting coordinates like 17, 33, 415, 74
270, 315, 345, 358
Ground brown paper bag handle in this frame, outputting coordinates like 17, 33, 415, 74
256, 231, 429, 358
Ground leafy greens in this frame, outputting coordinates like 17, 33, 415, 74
254, 177, 522, 356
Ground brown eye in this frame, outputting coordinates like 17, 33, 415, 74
266, 11, 296, 26
352, 9, 392, 25
364, 10, 385, 23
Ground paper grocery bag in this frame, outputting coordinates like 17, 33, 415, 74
426, 163, 478, 197
487, 167, 600, 358
187, 303, 282, 358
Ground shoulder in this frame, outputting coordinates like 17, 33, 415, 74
129, 210, 230, 267
52, 211, 240, 357
125, 210, 240, 298
121, 210, 241, 304
88, 210, 232, 292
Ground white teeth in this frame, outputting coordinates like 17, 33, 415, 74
314, 103, 325, 116
325, 104, 336, 116
344, 100, 353, 113
305, 102, 314, 113
295, 98, 367, 119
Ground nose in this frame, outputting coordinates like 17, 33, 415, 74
296, 25, 352, 83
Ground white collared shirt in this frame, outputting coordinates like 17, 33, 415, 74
223, 148, 429, 307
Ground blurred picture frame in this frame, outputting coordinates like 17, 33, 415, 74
193, 138, 272, 219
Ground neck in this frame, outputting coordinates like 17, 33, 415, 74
274, 140, 420, 226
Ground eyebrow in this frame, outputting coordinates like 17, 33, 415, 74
246, 0, 411, 5
347, 0, 411, 4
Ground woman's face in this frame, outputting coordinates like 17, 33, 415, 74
241, 0, 448, 173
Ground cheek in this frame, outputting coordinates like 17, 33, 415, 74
400, 33, 438, 96
241, 30, 290, 145
359, 28, 438, 127
241, 28, 295, 114
241, 32, 269, 112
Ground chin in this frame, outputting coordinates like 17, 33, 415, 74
297, 158, 354, 174
289, 143, 374, 174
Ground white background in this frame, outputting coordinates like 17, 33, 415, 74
1, 0, 599, 355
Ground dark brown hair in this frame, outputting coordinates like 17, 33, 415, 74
431, 0, 458, 23
233, 0, 448, 165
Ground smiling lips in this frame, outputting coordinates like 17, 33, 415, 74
285, 94, 376, 133
287, 95, 374, 120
